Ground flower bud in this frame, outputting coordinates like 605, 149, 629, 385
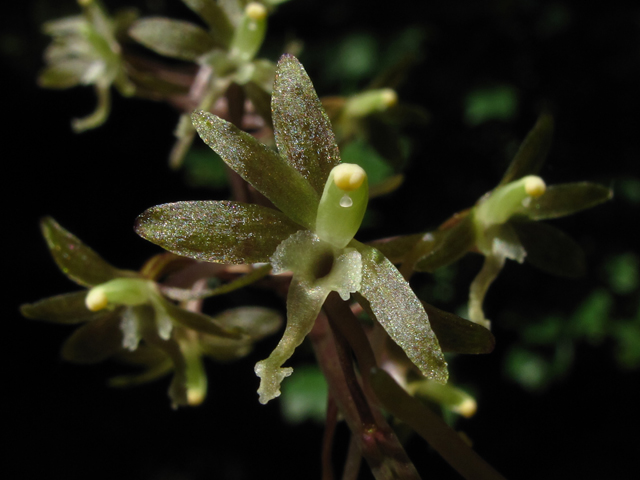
228, 2, 268, 63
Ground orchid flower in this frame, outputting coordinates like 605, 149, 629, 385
135, 54, 448, 404
20, 217, 281, 407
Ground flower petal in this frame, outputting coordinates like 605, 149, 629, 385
498, 112, 554, 186
20, 291, 95, 324
191, 111, 319, 229
41, 216, 135, 287
272, 54, 341, 194
61, 309, 124, 363
518, 182, 613, 220
510, 218, 586, 277
354, 242, 448, 383
129, 18, 216, 61
135, 200, 301, 264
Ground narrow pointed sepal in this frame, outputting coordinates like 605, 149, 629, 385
135, 200, 302, 264
191, 111, 319, 229
272, 54, 341, 194
354, 241, 448, 383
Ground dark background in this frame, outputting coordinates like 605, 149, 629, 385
4, 0, 639, 479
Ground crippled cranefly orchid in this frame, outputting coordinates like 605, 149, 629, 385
135, 54, 448, 404
20, 217, 280, 407
394, 113, 612, 328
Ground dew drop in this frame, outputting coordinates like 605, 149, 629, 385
340, 194, 353, 208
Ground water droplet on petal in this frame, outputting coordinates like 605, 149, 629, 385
340, 194, 353, 208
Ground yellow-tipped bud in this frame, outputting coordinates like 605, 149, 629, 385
333, 163, 366, 192
246, 2, 267, 21
85, 287, 109, 311
524, 175, 546, 197
380, 88, 398, 108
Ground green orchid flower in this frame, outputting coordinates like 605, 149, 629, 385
38, 0, 136, 132
393, 113, 613, 328
19, 217, 281, 407
135, 54, 448, 404
129, 0, 288, 167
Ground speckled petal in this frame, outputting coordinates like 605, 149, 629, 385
135, 200, 301, 264
192, 111, 319, 229
354, 241, 448, 383
41, 216, 136, 287
272, 54, 341, 194
518, 182, 613, 220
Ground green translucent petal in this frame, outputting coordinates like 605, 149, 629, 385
135, 200, 301, 264
161, 299, 245, 339
200, 307, 283, 361
354, 242, 448, 383
414, 213, 476, 273
367, 233, 423, 264
519, 182, 613, 220
41, 216, 135, 287
423, 302, 495, 354
20, 291, 95, 324
255, 276, 329, 404
61, 309, 124, 363
272, 54, 341, 194
180, 0, 233, 48
510, 218, 586, 277
38, 60, 88, 89
191, 111, 319, 229
498, 112, 554, 186
129, 18, 215, 61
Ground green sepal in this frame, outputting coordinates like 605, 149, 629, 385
61, 309, 124, 364
191, 112, 319, 229
414, 213, 477, 273
354, 241, 448, 383
129, 18, 216, 62
162, 299, 245, 339
135, 200, 301, 264
510, 218, 586, 277
38, 60, 89, 89
367, 233, 423, 264
20, 291, 95, 324
272, 54, 342, 195
41, 216, 136, 287
422, 302, 495, 354
498, 112, 554, 186
200, 307, 282, 362
519, 182, 613, 220
180, 0, 233, 48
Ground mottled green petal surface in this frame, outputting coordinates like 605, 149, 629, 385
135, 200, 301, 264
499, 112, 554, 186
519, 183, 613, 220
272, 54, 341, 194
41, 216, 135, 287
61, 310, 124, 363
510, 218, 586, 277
20, 291, 95, 324
129, 18, 215, 61
354, 241, 448, 383
192, 111, 319, 229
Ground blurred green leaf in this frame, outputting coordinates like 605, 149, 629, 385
604, 252, 639, 295
464, 85, 518, 126
280, 364, 328, 424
